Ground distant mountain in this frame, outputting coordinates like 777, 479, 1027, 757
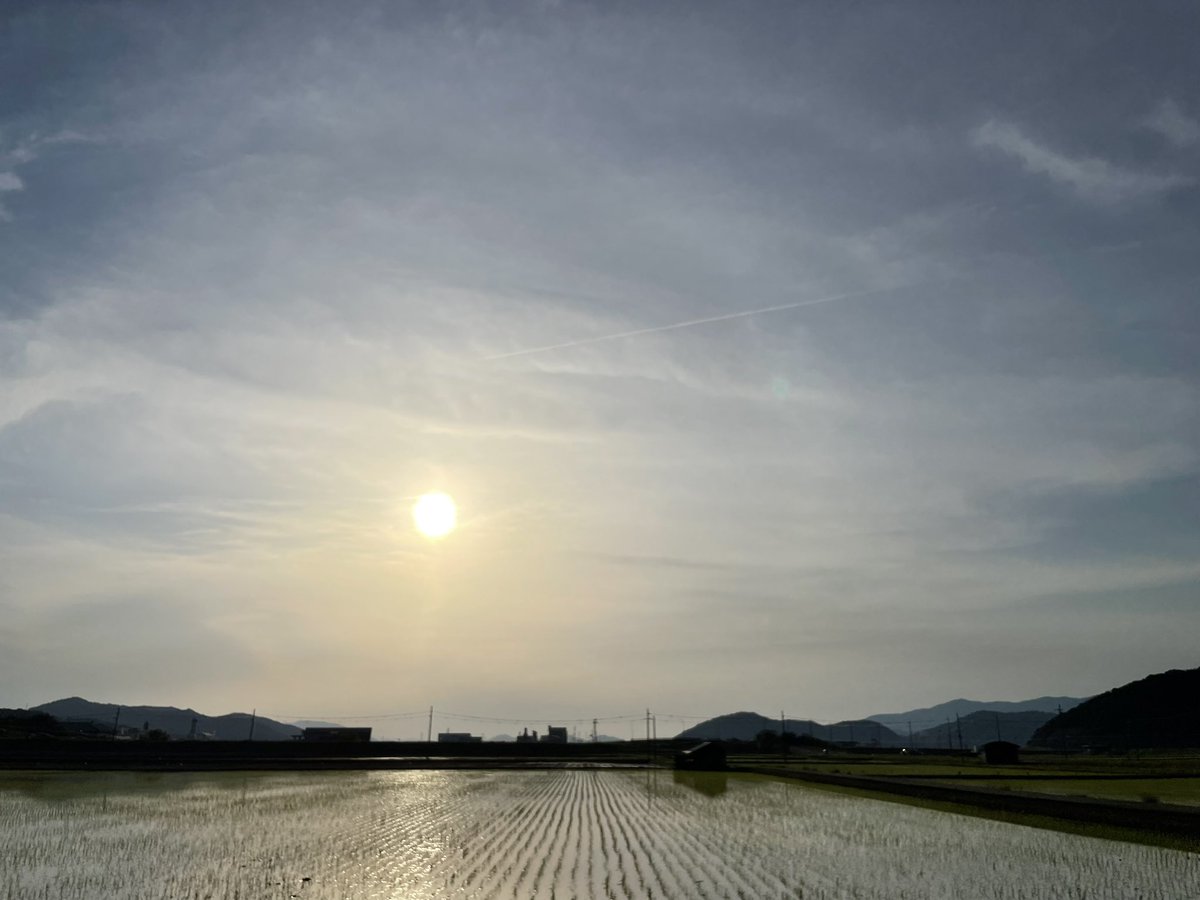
675, 711, 785, 742
1030, 667, 1200, 750
868, 696, 1085, 729
290, 719, 346, 729
676, 712, 903, 747
909, 710, 1056, 749
34, 697, 301, 741
675, 705, 1066, 749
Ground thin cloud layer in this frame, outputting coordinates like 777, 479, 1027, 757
1, 2, 1198, 728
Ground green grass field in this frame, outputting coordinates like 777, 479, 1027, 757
726, 750, 1200, 826
727, 750, 1200, 781
944, 777, 1200, 807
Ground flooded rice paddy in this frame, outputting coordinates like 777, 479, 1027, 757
2, 769, 1197, 899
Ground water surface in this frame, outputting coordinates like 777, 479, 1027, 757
2, 769, 1196, 898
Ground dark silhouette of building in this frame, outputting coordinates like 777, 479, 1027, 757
539, 726, 568, 744
980, 740, 1020, 764
674, 742, 727, 771
516, 727, 538, 743
437, 732, 483, 743
301, 727, 372, 742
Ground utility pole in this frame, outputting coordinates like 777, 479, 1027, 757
427, 706, 433, 743
248, 708, 257, 741
1057, 705, 1066, 760
645, 709, 651, 765
955, 713, 964, 752
781, 711, 787, 762
112, 706, 121, 739
592, 718, 598, 743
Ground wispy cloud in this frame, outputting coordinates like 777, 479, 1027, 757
1143, 99, 1200, 147
0, 171, 22, 221
972, 119, 1194, 204
0, 130, 99, 221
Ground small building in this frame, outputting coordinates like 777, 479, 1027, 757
674, 742, 727, 771
980, 740, 1020, 765
437, 732, 483, 743
539, 726, 569, 744
516, 728, 538, 743
302, 727, 372, 742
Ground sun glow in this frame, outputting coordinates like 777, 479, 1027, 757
412, 492, 457, 539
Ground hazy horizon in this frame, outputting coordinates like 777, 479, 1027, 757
28, 690, 1086, 743
2, 2, 1197, 734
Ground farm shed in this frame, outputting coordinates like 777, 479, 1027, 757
980, 740, 1020, 764
674, 741, 727, 771
437, 732, 483, 743
302, 727, 372, 742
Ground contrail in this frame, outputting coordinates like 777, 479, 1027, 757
483, 229, 1166, 362
484, 283, 917, 361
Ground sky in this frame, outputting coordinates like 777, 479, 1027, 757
2, 1, 1198, 739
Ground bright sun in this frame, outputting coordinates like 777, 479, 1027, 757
412, 492, 457, 539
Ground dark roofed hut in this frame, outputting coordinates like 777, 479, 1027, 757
674, 741, 727, 771
980, 740, 1020, 765
302, 727, 372, 742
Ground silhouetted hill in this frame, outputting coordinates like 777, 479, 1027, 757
676, 711, 769, 741
676, 706, 1060, 749
1029, 667, 1200, 750
910, 711, 1056, 749
34, 698, 301, 741
676, 712, 902, 746
869, 696, 1084, 729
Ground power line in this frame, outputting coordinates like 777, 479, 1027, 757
265, 709, 430, 722
437, 711, 645, 725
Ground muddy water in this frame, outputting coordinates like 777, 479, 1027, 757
1, 769, 1196, 898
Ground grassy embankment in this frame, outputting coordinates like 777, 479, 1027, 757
734, 750, 1200, 805
727, 749, 1200, 852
